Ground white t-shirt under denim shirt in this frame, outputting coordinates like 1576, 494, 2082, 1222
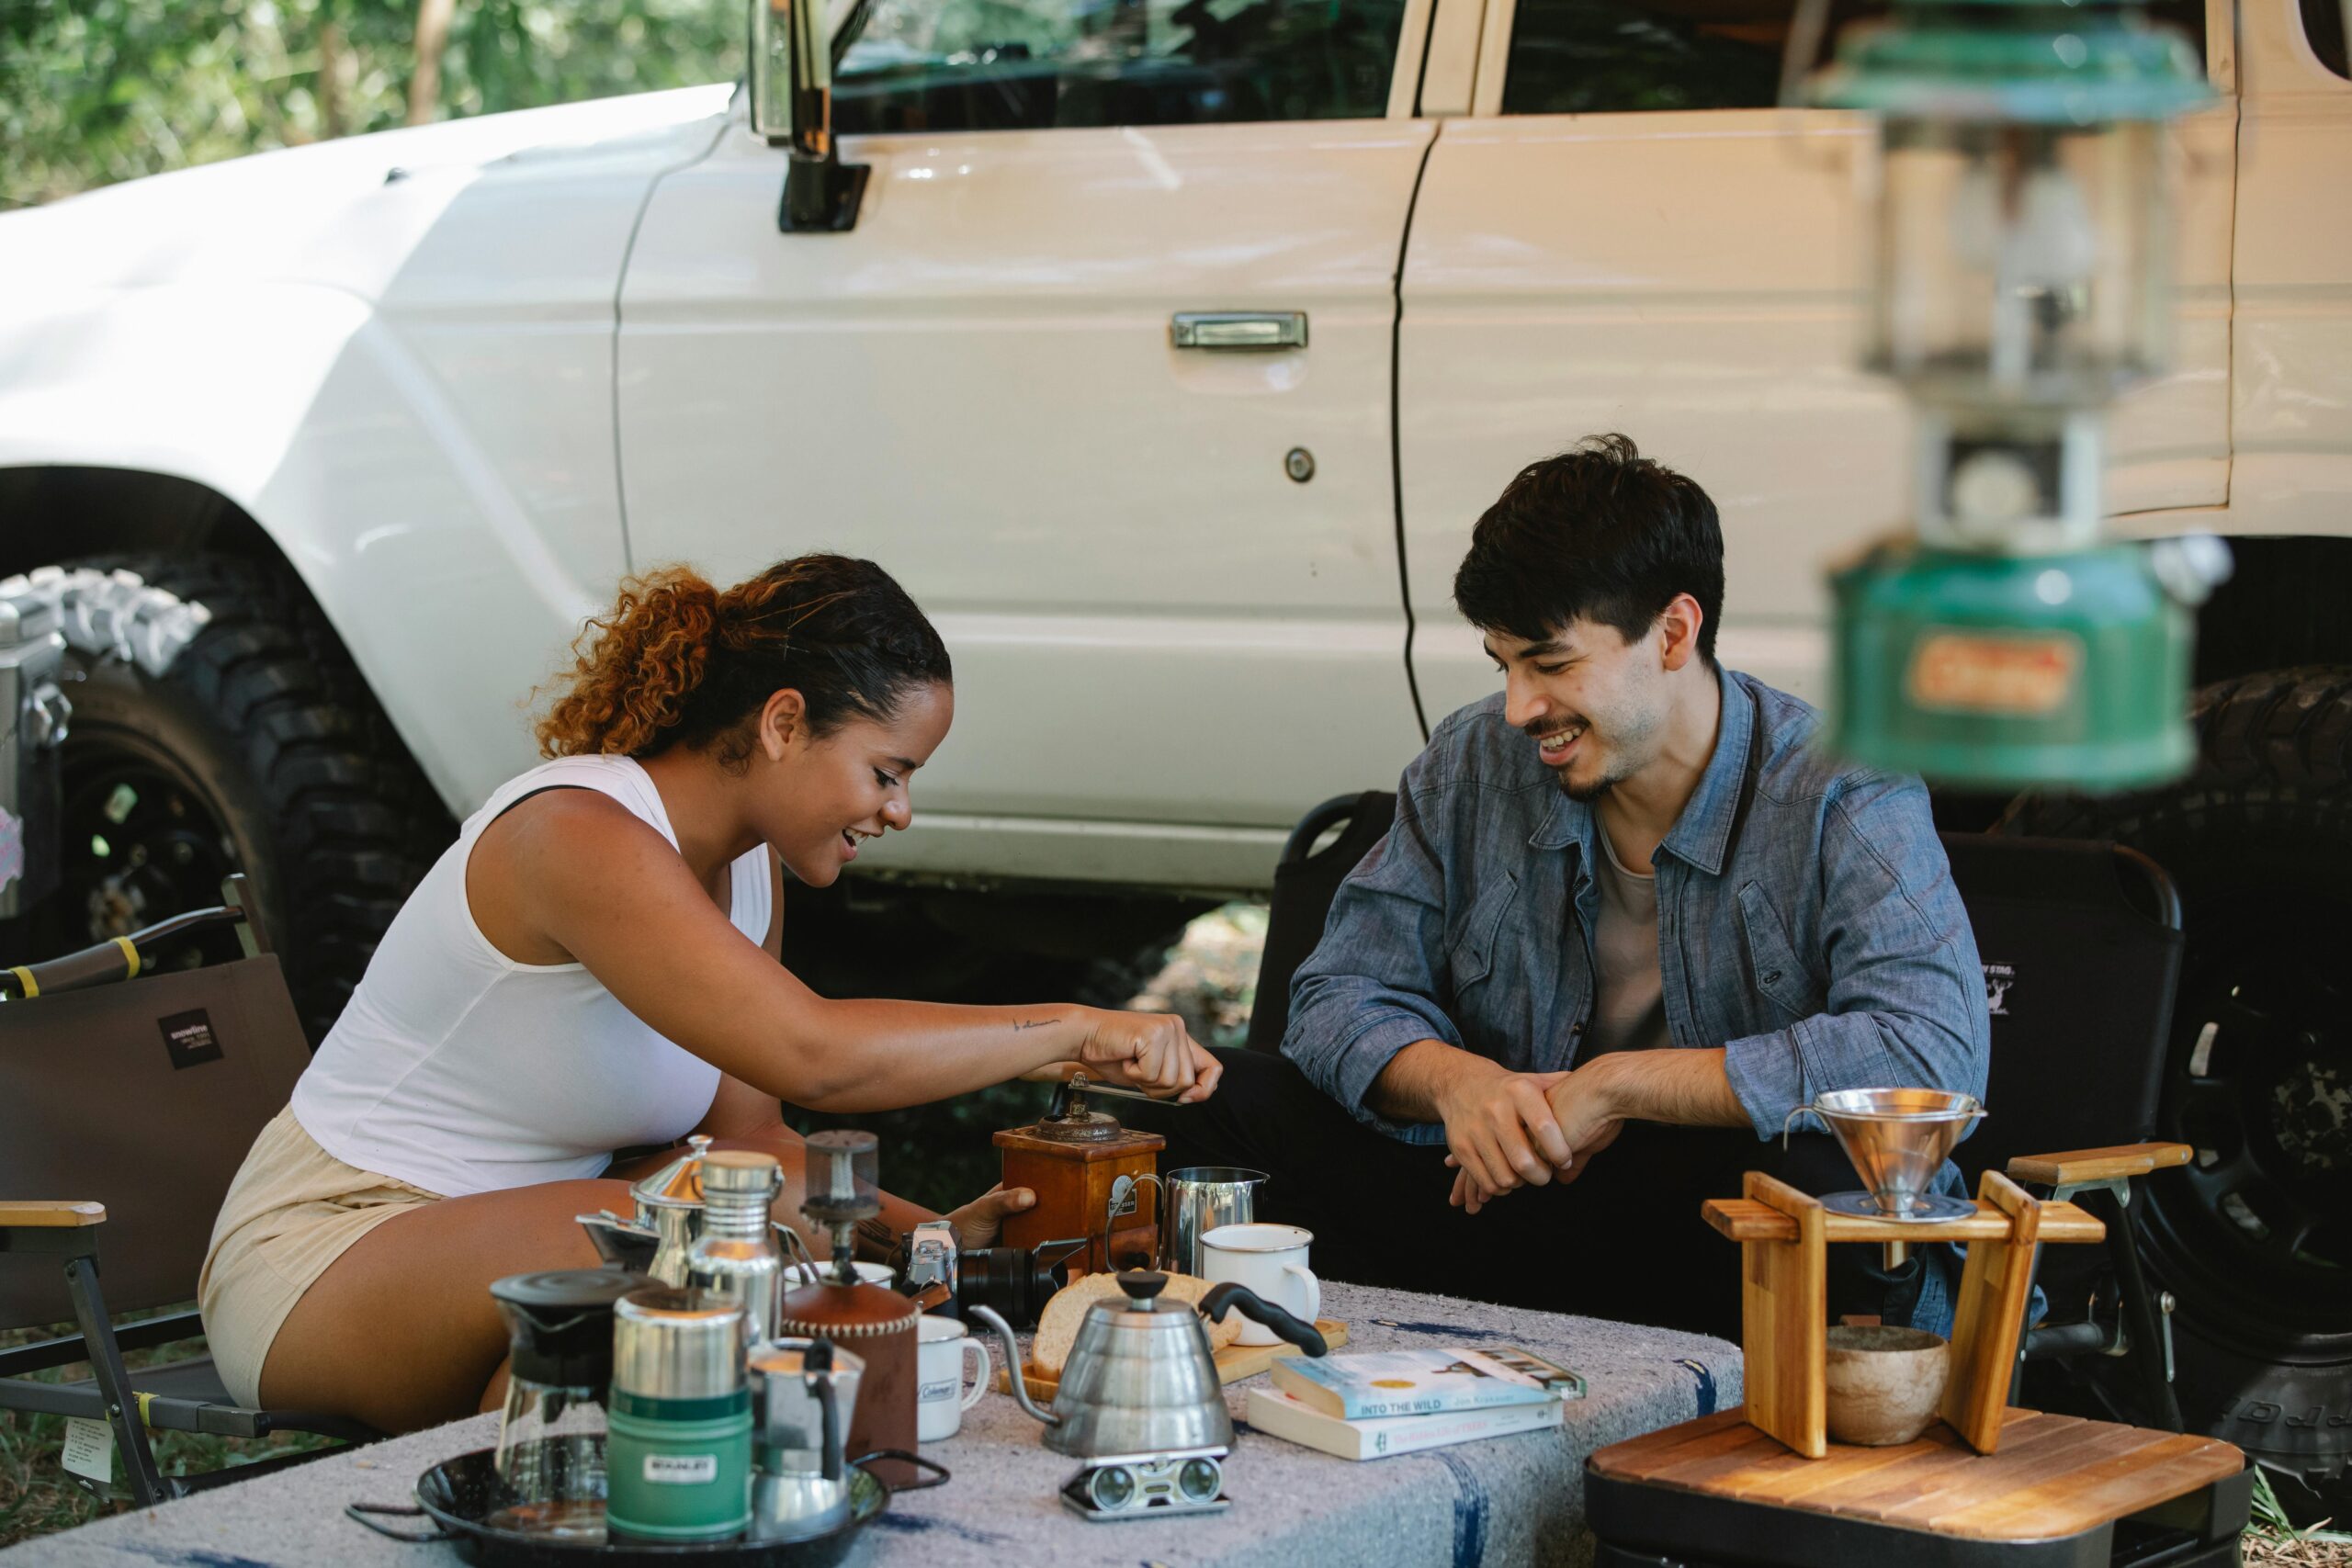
1586, 817, 1669, 1058
291, 754, 769, 1197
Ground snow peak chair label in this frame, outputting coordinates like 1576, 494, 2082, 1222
159, 1009, 223, 1069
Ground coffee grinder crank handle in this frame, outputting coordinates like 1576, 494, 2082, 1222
1046, 1072, 1178, 1122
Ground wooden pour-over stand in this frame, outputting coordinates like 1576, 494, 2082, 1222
1702, 1168, 2105, 1458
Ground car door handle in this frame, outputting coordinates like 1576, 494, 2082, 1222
1170, 311, 1308, 351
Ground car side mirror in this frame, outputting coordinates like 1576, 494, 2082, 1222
750, 0, 869, 231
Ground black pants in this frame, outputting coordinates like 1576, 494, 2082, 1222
1125, 1048, 1912, 1342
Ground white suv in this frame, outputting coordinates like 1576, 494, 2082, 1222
0, 0, 2346, 1504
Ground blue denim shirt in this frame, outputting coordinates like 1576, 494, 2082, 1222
1283, 666, 1990, 1185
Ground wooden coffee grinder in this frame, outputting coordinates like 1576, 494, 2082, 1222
994, 1075, 1163, 1279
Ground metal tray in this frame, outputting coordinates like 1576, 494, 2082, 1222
347, 1438, 942, 1566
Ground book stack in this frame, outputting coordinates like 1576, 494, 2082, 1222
1247, 1346, 1587, 1461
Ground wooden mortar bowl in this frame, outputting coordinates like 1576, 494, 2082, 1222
1824, 1325, 1949, 1446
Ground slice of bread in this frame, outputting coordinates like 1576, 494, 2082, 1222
1032, 1271, 1243, 1375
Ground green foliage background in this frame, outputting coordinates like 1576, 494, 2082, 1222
0, 0, 744, 208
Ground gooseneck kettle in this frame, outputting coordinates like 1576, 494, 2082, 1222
970, 1269, 1328, 1458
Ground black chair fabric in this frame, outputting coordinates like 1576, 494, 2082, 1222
1244, 789, 1396, 1054
1936, 833, 2183, 1190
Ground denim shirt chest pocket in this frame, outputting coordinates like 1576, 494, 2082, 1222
1446, 870, 1521, 994
1736, 879, 1825, 1023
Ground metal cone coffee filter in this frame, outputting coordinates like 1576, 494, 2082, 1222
1806, 1088, 1984, 1215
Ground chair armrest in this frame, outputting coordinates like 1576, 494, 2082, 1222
0, 1201, 107, 1228
2005, 1143, 2193, 1187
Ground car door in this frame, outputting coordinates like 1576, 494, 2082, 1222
1398, 0, 2237, 722
616, 0, 1434, 891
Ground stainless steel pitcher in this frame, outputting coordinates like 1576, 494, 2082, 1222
1156, 1167, 1268, 1277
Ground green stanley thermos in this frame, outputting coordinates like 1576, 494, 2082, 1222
606, 1285, 752, 1541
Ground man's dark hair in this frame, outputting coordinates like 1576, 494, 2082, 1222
1453, 434, 1724, 663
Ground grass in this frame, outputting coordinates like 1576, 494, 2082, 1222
0, 1309, 339, 1549
2246, 1465, 2352, 1566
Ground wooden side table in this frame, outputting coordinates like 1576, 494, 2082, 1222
1587, 1407, 2250, 1568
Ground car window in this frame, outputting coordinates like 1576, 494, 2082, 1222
832, 0, 1408, 132
1500, 0, 2208, 115
2302, 0, 2349, 77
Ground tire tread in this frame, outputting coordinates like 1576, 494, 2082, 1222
69, 552, 453, 1039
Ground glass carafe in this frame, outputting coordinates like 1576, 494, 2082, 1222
487, 1268, 642, 1536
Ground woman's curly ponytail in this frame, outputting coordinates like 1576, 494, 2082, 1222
537, 555, 950, 763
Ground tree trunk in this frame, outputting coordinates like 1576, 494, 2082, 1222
318, 20, 347, 139
408, 0, 457, 125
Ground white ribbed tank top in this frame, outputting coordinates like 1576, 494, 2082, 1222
291, 754, 768, 1197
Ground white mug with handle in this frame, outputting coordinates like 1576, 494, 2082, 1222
1200, 1223, 1320, 1347
915, 1314, 989, 1441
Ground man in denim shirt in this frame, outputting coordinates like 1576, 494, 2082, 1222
1143, 435, 1988, 1336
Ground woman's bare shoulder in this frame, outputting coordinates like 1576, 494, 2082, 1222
469, 785, 689, 963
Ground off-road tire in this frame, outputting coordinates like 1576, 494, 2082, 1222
2001, 665, 2352, 1518
3, 553, 452, 1042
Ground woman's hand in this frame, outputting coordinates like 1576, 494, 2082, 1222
1074, 1009, 1222, 1103
944, 1184, 1037, 1250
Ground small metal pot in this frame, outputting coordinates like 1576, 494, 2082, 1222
750, 1338, 865, 1542
576, 1136, 713, 1284
578, 1137, 813, 1289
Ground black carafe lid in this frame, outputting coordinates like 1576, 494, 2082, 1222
490, 1269, 643, 1391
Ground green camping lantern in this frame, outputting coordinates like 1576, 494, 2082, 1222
1813, 0, 2225, 789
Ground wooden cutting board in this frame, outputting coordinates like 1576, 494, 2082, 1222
992, 1318, 1351, 1402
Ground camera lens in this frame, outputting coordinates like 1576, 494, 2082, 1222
955, 1243, 1072, 1326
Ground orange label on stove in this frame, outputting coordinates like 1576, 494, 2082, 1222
1905, 631, 2081, 716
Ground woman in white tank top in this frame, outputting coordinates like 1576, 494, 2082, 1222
199, 555, 1219, 1433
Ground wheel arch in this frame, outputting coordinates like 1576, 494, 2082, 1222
0, 285, 621, 822
0, 466, 279, 579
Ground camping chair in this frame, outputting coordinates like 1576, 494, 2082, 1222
0, 876, 376, 1506
1242, 789, 1396, 1054
1244, 795, 2192, 1426
1939, 832, 2191, 1432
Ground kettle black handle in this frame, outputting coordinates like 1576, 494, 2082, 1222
1200, 1281, 1329, 1356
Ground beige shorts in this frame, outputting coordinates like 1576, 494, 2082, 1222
198, 1107, 441, 1407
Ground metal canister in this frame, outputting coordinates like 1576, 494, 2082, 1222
688, 1150, 787, 1347
605, 1286, 752, 1541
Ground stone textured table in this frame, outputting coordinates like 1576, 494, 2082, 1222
9, 1281, 1739, 1568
